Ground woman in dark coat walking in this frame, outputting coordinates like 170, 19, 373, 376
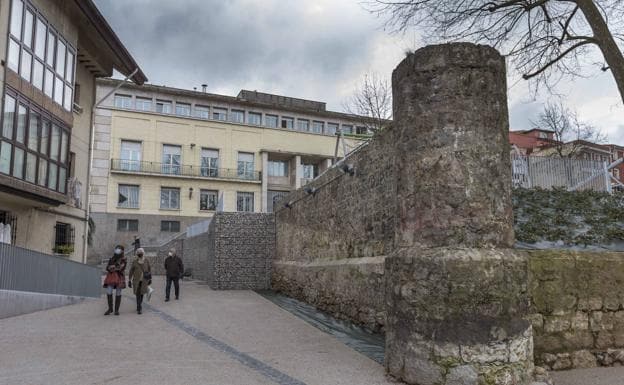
102, 245, 127, 315
128, 248, 151, 314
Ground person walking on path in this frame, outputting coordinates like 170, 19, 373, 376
128, 248, 151, 314
131, 235, 140, 256
164, 248, 184, 301
102, 245, 127, 316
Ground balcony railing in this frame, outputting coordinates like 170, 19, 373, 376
111, 159, 261, 181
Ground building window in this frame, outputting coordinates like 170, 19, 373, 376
155, 100, 172, 114
230, 109, 244, 123
160, 187, 180, 210
53, 222, 74, 255
114, 94, 132, 109
265, 114, 278, 128
117, 219, 138, 232
160, 220, 181, 232
248, 112, 262, 125
312, 121, 324, 134
327, 123, 338, 135
297, 119, 310, 132
194, 105, 209, 119
237, 152, 255, 180
201, 148, 219, 177
135, 97, 152, 111
302, 164, 317, 180
356, 126, 368, 135
175, 103, 191, 116
281, 117, 294, 129
0, 142, 11, 174
120, 140, 141, 171
8, 0, 76, 111
213, 107, 227, 121
237, 192, 254, 212
162, 144, 181, 175
200, 189, 218, 211
118, 184, 139, 208
268, 160, 289, 177
341, 125, 353, 134
0, 90, 70, 192
268, 190, 288, 213
614, 168, 621, 180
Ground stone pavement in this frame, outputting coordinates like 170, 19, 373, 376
1, 276, 623, 385
0, 277, 395, 385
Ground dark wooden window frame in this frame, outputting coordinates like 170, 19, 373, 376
0, 87, 71, 192
7, 0, 76, 111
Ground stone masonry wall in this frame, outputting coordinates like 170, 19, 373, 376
185, 213, 274, 290
275, 130, 397, 263
529, 250, 624, 370
273, 126, 397, 331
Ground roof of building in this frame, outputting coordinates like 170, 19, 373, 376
511, 127, 555, 134
98, 78, 382, 123
237, 90, 326, 113
73, 0, 147, 85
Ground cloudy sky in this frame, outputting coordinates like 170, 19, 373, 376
94, 0, 624, 145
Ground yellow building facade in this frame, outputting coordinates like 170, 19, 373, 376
89, 79, 366, 262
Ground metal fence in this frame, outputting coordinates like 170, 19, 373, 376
0, 243, 101, 298
187, 219, 212, 238
511, 154, 609, 192
110, 159, 261, 181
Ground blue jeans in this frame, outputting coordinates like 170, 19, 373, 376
106, 286, 122, 296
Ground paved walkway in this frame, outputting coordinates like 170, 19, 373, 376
1, 277, 623, 385
0, 277, 395, 385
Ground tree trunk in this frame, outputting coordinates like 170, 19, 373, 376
576, 0, 624, 105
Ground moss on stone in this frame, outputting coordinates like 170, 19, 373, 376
513, 188, 624, 246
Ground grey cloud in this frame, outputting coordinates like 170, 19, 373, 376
95, 0, 377, 108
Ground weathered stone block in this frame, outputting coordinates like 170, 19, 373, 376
392, 43, 513, 250
571, 350, 597, 368
385, 248, 531, 384
544, 316, 571, 333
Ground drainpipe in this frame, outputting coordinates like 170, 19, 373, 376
82, 69, 139, 264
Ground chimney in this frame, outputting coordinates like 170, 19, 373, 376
201, 84, 207, 93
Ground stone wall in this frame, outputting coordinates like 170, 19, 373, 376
273, 127, 397, 331
88, 212, 203, 265
185, 212, 274, 290
529, 250, 624, 370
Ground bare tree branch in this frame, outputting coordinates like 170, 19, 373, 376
343, 73, 392, 133
531, 101, 607, 157
364, 0, 624, 104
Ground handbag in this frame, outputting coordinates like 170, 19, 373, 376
143, 271, 152, 281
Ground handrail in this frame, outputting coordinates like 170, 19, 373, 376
110, 159, 261, 181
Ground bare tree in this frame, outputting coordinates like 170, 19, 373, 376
343, 73, 392, 133
366, 1, 624, 104
531, 101, 607, 157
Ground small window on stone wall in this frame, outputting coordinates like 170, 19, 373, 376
161, 220, 180, 232
117, 219, 138, 232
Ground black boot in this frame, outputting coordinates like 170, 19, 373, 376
104, 294, 113, 315
114, 295, 122, 315
136, 295, 143, 314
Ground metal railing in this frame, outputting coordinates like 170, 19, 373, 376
111, 159, 261, 181
511, 154, 609, 192
0, 243, 101, 298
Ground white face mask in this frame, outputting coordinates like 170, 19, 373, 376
168, 252, 173, 257
114, 248, 122, 255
